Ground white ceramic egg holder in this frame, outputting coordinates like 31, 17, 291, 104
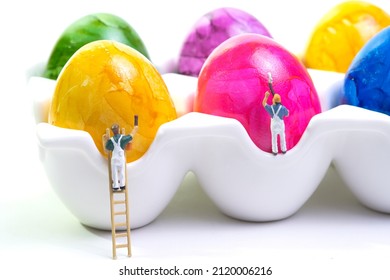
29, 70, 390, 230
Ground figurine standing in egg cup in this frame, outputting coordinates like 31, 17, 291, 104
105, 116, 139, 191
262, 74, 289, 155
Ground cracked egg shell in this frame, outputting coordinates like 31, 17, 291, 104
195, 34, 321, 153
49, 40, 177, 163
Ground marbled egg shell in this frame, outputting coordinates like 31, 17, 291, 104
195, 34, 321, 153
178, 7, 271, 77
344, 26, 390, 116
49, 40, 177, 162
303, 1, 390, 73
43, 13, 150, 80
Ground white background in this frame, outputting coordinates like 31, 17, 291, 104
1, 0, 390, 279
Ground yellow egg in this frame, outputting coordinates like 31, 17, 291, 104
303, 1, 390, 73
49, 40, 177, 162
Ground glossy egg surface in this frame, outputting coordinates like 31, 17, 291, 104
303, 1, 390, 73
178, 7, 271, 77
344, 26, 390, 116
43, 13, 150, 80
195, 34, 321, 153
49, 40, 177, 162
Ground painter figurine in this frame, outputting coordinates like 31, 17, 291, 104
105, 116, 139, 191
262, 73, 289, 155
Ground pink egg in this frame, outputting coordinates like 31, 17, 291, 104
195, 34, 321, 153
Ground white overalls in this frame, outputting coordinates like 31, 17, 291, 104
270, 105, 287, 154
110, 135, 126, 190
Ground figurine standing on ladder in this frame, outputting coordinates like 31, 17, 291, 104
105, 116, 139, 191
262, 73, 289, 155
103, 115, 138, 259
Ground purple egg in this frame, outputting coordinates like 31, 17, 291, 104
178, 7, 272, 77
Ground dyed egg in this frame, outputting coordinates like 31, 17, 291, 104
43, 13, 150, 80
195, 34, 321, 153
303, 1, 390, 73
49, 40, 177, 162
178, 7, 271, 77
344, 26, 390, 116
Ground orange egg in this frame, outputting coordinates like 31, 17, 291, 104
49, 40, 177, 162
303, 1, 390, 73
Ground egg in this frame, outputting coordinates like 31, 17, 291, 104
303, 1, 390, 73
344, 26, 390, 116
178, 7, 271, 77
43, 13, 150, 80
195, 34, 321, 153
49, 40, 177, 162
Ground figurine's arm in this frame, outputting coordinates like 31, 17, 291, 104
263, 91, 270, 107
120, 115, 139, 149
130, 126, 138, 137
105, 138, 114, 151
130, 115, 139, 137
123, 124, 138, 143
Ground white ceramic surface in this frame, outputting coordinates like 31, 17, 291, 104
30, 70, 390, 230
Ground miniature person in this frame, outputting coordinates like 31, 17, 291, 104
105, 120, 138, 191
262, 91, 289, 155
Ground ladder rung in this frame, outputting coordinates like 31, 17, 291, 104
112, 190, 125, 194
114, 211, 127, 216
113, 200, 126, 204
115, 222, 127, 228
116, 243, 129, 249
116, 232, 128, 238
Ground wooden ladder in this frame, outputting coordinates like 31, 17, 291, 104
104, 128, 131, 259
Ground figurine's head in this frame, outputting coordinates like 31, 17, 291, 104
273, 94, 281, 104
111, 123, 120, 135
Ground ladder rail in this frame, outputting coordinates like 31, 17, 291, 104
124, 177, 131, 257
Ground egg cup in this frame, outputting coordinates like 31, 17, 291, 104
30, 69, 390, 230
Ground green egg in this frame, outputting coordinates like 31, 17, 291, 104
42, 13, 150, 80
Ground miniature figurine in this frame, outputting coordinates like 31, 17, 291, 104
105, 116, 138, 191
262, 73, 289, 155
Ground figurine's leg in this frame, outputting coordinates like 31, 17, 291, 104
280, 129, 287, 153
118, 162, 126, 189
111, 164, 120, 190
271, 129, 278, 155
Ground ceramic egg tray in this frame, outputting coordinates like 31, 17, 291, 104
29, 69, 390, 230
